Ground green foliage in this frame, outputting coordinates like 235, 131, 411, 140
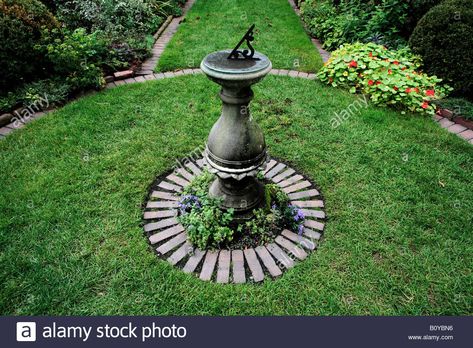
409, 0, 473, 100
0, 0, 59, 93
300, 0, 409, 51
318, 42, 451, 114
181, 169, 214, 196
37, 28, 110, 91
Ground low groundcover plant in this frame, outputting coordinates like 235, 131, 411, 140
177, 170, 305, 250
318, 42, 452, 114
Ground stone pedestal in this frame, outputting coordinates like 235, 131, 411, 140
201, 50, 272, 218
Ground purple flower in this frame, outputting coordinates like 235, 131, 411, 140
291, 206, 305, 222
178, 194, 200, 214
298, 224, 304, 236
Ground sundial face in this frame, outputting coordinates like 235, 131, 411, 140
203, 50, 270, 74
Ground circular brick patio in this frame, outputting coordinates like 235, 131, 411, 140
143, 156, 325, 284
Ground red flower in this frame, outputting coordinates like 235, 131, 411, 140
369, 52, 373, 58
348, 60, 358, 68
329, 78, 333, 83
393, 86, 399, 91
368, 80, 374, 86
401, 67, 406, 71
421, 101, 429, 109
426, 89, 435, 96
414, 87, 420, 93
388, 69, 393, 75
406, 88, 411, 93
393, 61, 399, 65
376, 81, 382, 85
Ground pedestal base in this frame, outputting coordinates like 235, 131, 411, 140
209, 176, 264, 221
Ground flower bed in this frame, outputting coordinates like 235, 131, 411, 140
177, 170, 305, 250
318, 42, 451, 114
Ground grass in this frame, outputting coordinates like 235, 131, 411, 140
1, 75, 472, 315
156, 0, 323, 72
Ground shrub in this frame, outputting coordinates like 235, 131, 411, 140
318, 42, 451, 114
409, 0, 473, 100
300, 0, 409, 50
0, 0, 59, 93
37, 28, 110, 91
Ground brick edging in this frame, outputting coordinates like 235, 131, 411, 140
434, 114, 473, 144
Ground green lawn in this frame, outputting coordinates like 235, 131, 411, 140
1, 75, 472, 315
156, 0, 323, 72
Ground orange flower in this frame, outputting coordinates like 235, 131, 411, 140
393, 61, 399, 65
414, 87, 420, 93
388, 69, 392, 75
405, 88, 411, 93
369, 52, 373, 58
368, 80, 374, 86
426, 89, 435, 96
421, 101, 429, 109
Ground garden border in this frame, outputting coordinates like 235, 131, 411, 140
143, 156, 326, 284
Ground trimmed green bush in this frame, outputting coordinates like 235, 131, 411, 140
0, 0, 59, 93
409, 0, 473, 100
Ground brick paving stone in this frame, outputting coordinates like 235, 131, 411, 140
158, 181, 182, 192
298, 72, 310, 78
174, 70, 185, 76
263, 159, 277, 174
303, 228, 321, 240
307, 73, 317, 80
182, 248, 206, 273
163, 72, 175, 78
166, 174, 190, 187
447, 124, 467, 134
200, 251, 219, 281
291, 200, 324, 208
275, 236, 307, 260
434, 114, 443, 121
143, 74, 156, 80
182, 69, 193, 75
304, 219, 324, 231
146, 200, 178, 209
288, 189, 320, 200
288, 70, 299, 78
149, 224, 184, 244
105, 82, 116, 89
439, 118, 454, 128
144, 210, 176, 220
114, 70, 133, 79
278, 69, 290, 76
177, 167, 194, 181
114, 80, 126, 86
283, 180, 311, 194
231, 250, 246, 284
196, 158, 205, 168
265, 163, 286, 179
154, 73, 166, 79
123, 77, 137, 84
254, 246, 282, 277
0, 127, 14, 136
134, 76, 146, 83
301, 209, 325, 219
151, 190, 179, 201
243, 248, 265, 282
458, 129, 473, 140
269, 69, 280, 75
144, 217, 178, 232
272, 168, 295, 183
167, 241, 193, 265
278, 174, 303, 188
266, 243, 294, 269
184, 161, 202, 175
216, 250, 231, 284
281, 230, 316, 250
156, 232, 187, 255
191, 68, 203, 74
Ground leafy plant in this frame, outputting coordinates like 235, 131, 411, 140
318, 42, 452, 114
